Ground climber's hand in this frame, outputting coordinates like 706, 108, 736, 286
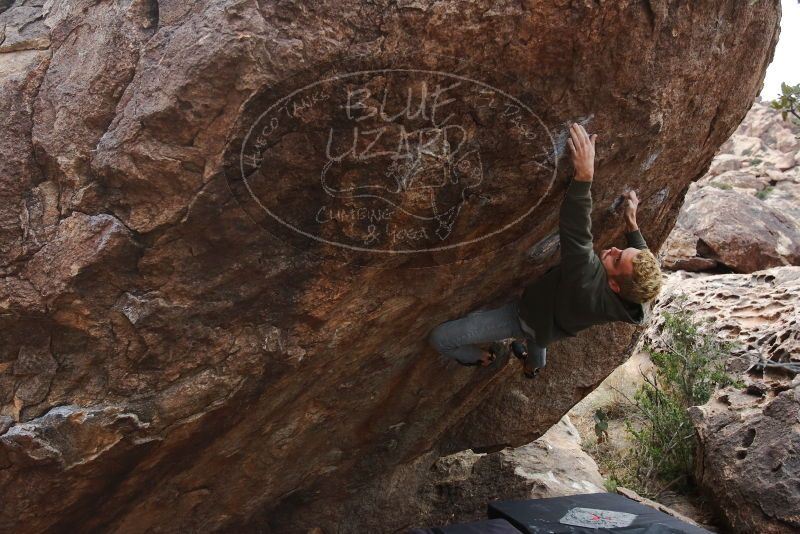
567, 123, 597, 182
623, 190, 639, 231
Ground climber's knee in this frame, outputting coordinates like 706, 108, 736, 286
428, 324, 452, 354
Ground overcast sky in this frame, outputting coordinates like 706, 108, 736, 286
760, 0, 800, 100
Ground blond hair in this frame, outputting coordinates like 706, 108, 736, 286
618, 249, 662, 304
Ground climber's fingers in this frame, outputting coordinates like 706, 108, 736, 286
578, 124, 590, 146
579, 123, 591, 145
567, 138, 575, 154
570, 123, 596, 152
569, 123, 584, 149
623, 191, 639, 205
569, 125, 587, 154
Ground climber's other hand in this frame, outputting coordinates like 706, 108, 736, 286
622, 190, 639, 231
623, 190, 639, 219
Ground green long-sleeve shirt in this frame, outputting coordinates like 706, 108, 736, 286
517, 180, 648, 347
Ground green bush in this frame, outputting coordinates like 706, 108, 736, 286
769, 82, 800, 126
755, 186, 774, 200
603, 477, 619, 493
623, 299, 742, 496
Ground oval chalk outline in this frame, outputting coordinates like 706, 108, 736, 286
239, 68, 558, 254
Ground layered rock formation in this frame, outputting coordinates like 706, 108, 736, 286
648, 268, 799, 371
661, 100, 800, 272
0, 0, 781, 532
648, 268, 800, 533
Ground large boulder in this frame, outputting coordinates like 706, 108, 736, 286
691, 382, 800, 534
662, 183, 800, 273
661, 101, 800, 273
0, 0, 780, 531
650, 268, 800, 534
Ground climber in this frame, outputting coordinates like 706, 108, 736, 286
428, 122, 663, 378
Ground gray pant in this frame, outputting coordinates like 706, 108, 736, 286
428, 299, 547, 368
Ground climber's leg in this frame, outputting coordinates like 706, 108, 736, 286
428, 301, 523, 365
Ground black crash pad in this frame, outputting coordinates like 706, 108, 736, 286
487, 492, 712, 533
406, 518, 522, 534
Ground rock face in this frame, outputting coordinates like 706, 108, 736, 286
691, 383, 800, 534
649, 268, 800, 534
649, 268, 799, 370
412, 416, 605, 529
661, 101, 800, 273
0, 0, 780, 532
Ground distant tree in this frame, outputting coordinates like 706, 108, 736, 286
769, 82, 800, 126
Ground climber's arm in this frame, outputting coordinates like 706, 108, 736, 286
560, 123, 599, 272
621, 190, 648, 250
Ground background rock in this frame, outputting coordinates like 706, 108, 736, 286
411, 416, 605, 529
648, 268, 799, 371
664, 184, 800, 273
661, 100, 800, 273
650, 267, 800, 534
690, 382, 800, 534
0, 0, 781, 532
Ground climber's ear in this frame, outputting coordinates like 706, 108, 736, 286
608, 276, 621, 294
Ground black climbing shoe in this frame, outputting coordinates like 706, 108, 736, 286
510, 340, 544, 379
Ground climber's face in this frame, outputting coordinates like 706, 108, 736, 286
600, 247, 639, 293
